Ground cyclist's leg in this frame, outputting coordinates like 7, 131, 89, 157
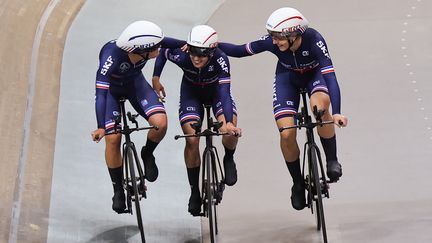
274, 71, 305, 210
274, 72, 301, 162
307, 72, 342, 181
179, 81, 203, 216
214, 101, 239, 186
104, 91, 125, 213
128, 74, 167, 182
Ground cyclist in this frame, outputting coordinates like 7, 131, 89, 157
152, 25, 242, 216
218, 7, 348, 210
91, 21, 186, 213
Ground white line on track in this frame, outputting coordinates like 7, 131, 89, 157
401, 0, 431, 137
8, 1, 60, 242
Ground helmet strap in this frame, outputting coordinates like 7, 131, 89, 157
289, 36, 302, 52
128, 52, 150, 64
140, 52, 150, 61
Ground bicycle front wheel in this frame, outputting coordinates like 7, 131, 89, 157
126, 146, 146, 243
205, 149, 217, 243
309, 146, 327, 243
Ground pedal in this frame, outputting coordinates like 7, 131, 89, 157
306, 191, 312, 208
138, 182, 147, 199
127, 184, 144, 201
215, 183, 225, 204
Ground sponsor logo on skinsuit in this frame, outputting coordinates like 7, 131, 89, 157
100, 56, 113, 75
217, 57, 229, 73
316, 41, 330, 59
119, 62, 130, 73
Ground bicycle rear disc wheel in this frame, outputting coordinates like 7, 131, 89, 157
310, 146, 327, 243
127, 146, 146, 243
205, 150, 217, 243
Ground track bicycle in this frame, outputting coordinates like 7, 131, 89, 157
106, 97, 158, 243
175, 104, 227, 243
279, 88, 335, 243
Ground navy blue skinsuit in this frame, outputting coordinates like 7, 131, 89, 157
95, 37, 185, 131
218, 28, 341, 120
153, 47, 237, 125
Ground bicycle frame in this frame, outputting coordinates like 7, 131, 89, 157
298, 90, 329, 198
279, 88, 333, 243
107, 98, 158, 243
174, 104, 227, 243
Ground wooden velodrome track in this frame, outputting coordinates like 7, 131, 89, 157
1, 0, 432, 242
0, 1, 85, 242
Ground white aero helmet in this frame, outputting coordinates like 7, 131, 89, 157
187, 25, 218, 57
116, 20, 164, 54
266, 7, 309, 36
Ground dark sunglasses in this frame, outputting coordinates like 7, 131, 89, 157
188, 45, 215, 57
268, 30, 300, 40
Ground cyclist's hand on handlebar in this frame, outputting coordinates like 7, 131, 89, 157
226, 122, 242, 137
333, 114, 348, 127
91, 128, 105, 143
152, 76, 166, 102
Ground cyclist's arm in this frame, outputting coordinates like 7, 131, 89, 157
218, 35, 272, 57
95, 51, 115, 129
95, 79, 109, 129
161, 37, 186, 49
216, 53, 234, 123
313, 38, 341, 115
153, 47, 169, 78
217, 79, 234, 123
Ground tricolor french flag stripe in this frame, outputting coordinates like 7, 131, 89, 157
321, 66, 335, 74
145, 106, 165, 116
180, 114, 200, 123
274, 108, 296, 117
96, 81, 109, 89
312, 86, 329, 94
219, 78, 231, 84
246, 43, 255, 55
105, 121, 115, 129
215, 108, 223, 116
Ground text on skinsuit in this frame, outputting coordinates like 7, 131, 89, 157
100, 56, 113, 75
217, 57, 229, 73
316, 41, 330, 59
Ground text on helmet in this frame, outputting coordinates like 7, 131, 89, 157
282, 25, 301, 33
135, 43, 156, 49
